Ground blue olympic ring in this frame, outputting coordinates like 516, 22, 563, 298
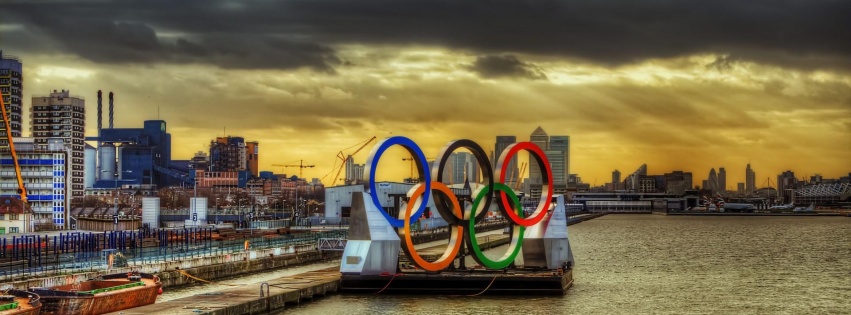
366, 136, 431, 227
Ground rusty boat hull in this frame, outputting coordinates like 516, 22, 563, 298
0, 289, 42, 315
31, 273, 160, 315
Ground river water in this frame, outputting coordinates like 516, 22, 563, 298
164, 215, 851, 314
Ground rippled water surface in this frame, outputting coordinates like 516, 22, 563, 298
280, 215, 851, 314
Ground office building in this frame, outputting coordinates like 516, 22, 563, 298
746, 163, 756, 195
529, 127, 549, 185
707, 168, 718, 194
549, 135, 570, 185
446, 152, 478, 185
494, 136, 518, 185
664, 171, 693, 195
30, 90, 86, 198
718, 167, 727, 193
0, 51, 23, 146
737, 182, 745, 194
777, 170, 798, 201
612, 170, 621, 191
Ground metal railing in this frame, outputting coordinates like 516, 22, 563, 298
0, 228, 347, 282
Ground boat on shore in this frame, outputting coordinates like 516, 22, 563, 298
29, 272, 161, 315
0, 289, 41, 315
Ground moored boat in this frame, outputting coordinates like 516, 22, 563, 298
0, 289, 41, 315
29, 272, 161, 315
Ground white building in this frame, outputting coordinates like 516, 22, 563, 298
0, 137, 71, 232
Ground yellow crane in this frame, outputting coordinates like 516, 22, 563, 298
0, 91, 29, 230
272, 160, 315, 179
325, 136, 376, 185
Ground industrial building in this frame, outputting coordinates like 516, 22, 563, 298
0, 137, 71, 232
31, 89, 86, 198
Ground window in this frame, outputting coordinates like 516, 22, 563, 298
10, 227, 18, 233
9, 213, 19, 220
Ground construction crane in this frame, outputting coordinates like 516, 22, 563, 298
0, 90, 29, 231
323, 136, 376, 185
272, 160, 315, 179
514, 162, 527, 190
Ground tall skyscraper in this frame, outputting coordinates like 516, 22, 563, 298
549, 135, 570, 186
494, 136, 518, 184
447, 152, 478, 185
612, 169, 621, 191
718, 167, 727, 193
0, 51, 23, 147
746, 163, 756, 194
529, 127, 549, 185
708, 168, 718, 194
31, 90, 86, 198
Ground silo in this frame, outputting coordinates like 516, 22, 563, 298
141, 197, 160, 228
84, 145, 97, 188
190, 197, 208, 220
100, 146, 116, 181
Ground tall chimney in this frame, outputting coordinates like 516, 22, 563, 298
97, 90, 103, 132
97, 90, 103, 181
108, 91, 114, 129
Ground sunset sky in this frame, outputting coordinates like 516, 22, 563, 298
1, 0, 849, 188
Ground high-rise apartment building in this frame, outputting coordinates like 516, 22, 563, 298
746, 163, 756, 194
623, 164, 647, 191
344, 155, 366, 184
209, 136, 259, 176
0, 51, 23, 147
718, 167, 727, 193
31, 90, 86, 198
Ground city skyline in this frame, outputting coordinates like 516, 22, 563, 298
1, 1, 849, 187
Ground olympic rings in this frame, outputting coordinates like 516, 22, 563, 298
365, 136, 554, 270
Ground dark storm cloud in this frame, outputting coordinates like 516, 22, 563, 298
2, 0, 850, 70
470, 55, 546, 79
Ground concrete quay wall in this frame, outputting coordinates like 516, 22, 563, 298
7, 244, 341, 290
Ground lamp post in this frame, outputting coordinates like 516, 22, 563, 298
215, 197, 220, 226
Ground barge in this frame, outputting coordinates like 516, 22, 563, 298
0, 289, 41, 315
30, 272, 161, 315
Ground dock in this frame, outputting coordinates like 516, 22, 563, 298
106, 268, 341, 315
341, 268, 573, 295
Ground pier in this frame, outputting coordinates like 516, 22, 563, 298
106, 268, 341, 315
